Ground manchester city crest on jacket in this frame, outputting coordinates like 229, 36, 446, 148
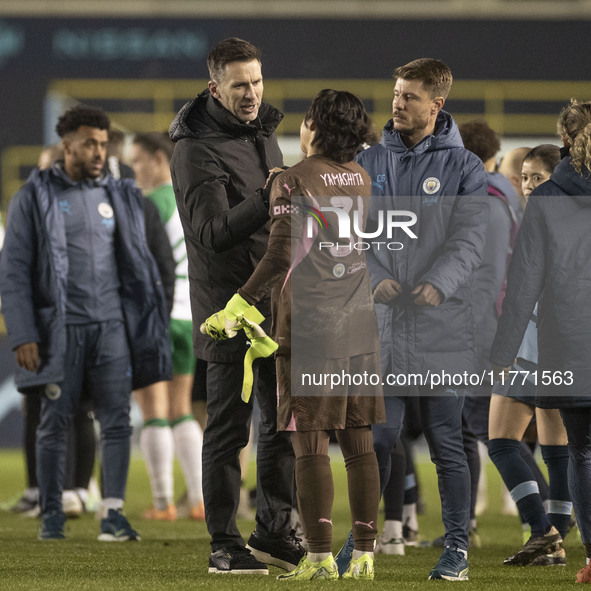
423, 177, 441, 194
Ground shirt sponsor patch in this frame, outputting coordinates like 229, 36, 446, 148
273, 204, 297, 216
347, 261, 366, 275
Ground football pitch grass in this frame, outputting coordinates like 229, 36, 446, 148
0, 447, 585, 589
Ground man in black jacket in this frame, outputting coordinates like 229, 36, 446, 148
169, 37, 301, 575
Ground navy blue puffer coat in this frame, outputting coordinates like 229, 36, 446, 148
490, 156, 591, 407
356, 111, 488, 379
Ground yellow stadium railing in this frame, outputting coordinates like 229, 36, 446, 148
46, 78, 591, 136
3, 78, 591, 212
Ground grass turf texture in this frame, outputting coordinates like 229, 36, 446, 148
0, 447, 585, 589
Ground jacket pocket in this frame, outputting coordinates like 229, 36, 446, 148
414, 297, 470, 353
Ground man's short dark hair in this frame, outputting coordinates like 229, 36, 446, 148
458, 120, 500, 163
132, 131, 174, 162
55, 105, 110, 138
207, 37, 261, 83
394, 58, 453, 100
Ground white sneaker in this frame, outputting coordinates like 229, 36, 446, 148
376, 520, 405, 555
376, 535, 405, 555
62, 490, 84, 518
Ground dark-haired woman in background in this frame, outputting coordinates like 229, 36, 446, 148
520, 144, 561, 198
486, 142, 568, 568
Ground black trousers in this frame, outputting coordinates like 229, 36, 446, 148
201, 356, 294, 550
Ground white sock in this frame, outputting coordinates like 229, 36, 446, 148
308, 552, 331, 563
102, 497, 123, 518
24, 487, 39, 502
140, 422, 174, 510
171, 416, 203, 506
382, 519, 403, 540
353, 550, 373, 559
75, 488, 88, 505
62, 490, 78, 504
402, 503, 418, 531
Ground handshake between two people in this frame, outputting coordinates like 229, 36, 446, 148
200, 294, 278, 403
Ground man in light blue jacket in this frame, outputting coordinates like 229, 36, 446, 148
0, 105, 172, 542
354, 58, 488, 581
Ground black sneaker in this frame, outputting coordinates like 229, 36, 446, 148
504, 526, 562, 566
428, 546, 469, 581
247, 530, 306, 571
38, 511, 66, 541
403, 524, 419, 546
98, 509, 141, 542
530, 544, 567, 566
9, 495, 40, 518
208, 547, 269, 574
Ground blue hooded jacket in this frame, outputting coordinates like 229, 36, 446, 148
356, 110, 488, 378
0, 167, 172, 393
357, 110, 486, 201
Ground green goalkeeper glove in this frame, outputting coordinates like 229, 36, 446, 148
200, 294, 265, 341
241, 317, 279, 403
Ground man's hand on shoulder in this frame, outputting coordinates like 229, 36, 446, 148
260, 167, 288, 208
266, 167, 286, 184
15, 342, 39, 372
412, 283, 443, 307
